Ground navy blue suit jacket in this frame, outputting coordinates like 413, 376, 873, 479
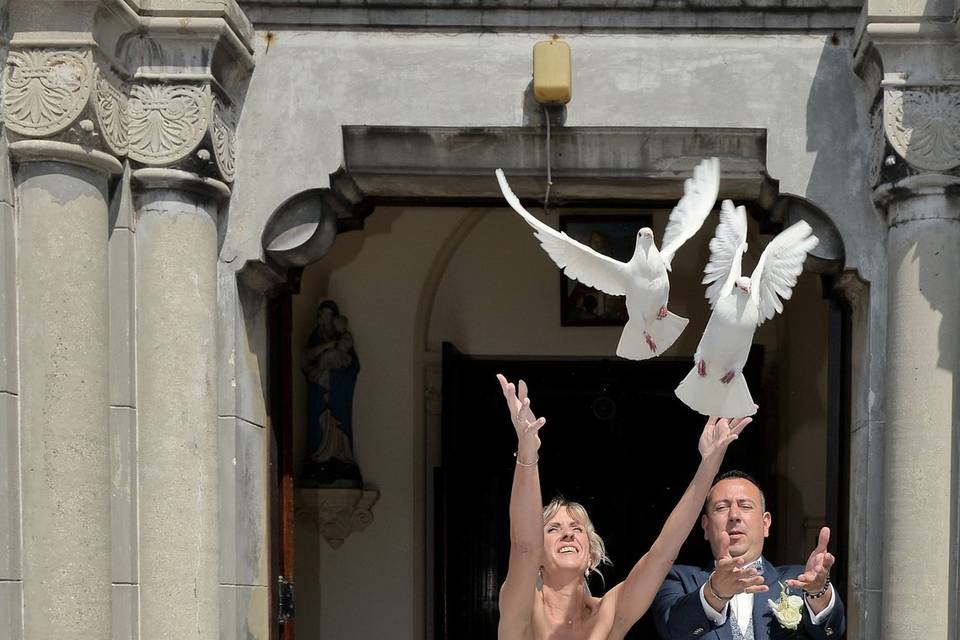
651, 559, 845, 640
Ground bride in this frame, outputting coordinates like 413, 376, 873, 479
496, 374, 751, 640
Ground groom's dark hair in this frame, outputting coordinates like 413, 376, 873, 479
703, 470, 766, 513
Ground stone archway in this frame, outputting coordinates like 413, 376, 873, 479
244, 123, 864, 638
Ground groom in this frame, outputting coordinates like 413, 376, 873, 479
651, 471, 845, 639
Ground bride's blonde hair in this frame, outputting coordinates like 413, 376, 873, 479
542, 497, 611, 578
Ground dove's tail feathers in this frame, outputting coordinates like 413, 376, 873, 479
674, 367, 757, 418
616, 317, 656, 361
615, 312, 688, 361
646, 312, 688, 356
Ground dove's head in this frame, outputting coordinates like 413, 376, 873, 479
541, 498, 610, 583
637, 227, 655, 249
734, 277, 752, 295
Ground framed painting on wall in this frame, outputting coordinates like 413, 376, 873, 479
559, 214, 653, 326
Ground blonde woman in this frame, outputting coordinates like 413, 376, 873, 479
496, 374, 752, 640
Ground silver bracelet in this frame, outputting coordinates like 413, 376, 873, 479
513, 451, 538, 467
707, 572, 732, 602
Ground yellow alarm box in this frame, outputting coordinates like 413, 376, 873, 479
533, 39, 571, 105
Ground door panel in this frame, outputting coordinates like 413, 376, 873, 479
269, 288, 296, 640
436, 344, 767, 639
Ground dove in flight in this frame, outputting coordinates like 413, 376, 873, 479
674, 200, 819, 417
495, 157, 720, 360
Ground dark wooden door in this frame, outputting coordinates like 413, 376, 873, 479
268, 285, 297, 640
436, 343, 768, 639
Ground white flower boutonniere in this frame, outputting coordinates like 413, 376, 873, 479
768, 581, 804, 630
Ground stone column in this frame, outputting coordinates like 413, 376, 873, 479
114, 14, 247, 639
857, 8, 960, 635
876, 174, 960, 639
133, 169, 230, 640
11, 141, 121, 639
2, 37, 123, 639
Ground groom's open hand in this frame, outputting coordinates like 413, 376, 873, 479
786, 527, 835, 614
705, 531, 768, 611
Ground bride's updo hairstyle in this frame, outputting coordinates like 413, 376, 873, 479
542, 497, 611, 578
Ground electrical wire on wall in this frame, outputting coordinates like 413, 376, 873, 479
543, 104, 553, 214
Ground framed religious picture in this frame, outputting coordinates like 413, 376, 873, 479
559, 214, 653, 326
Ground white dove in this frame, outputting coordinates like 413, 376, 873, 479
674, 200, 819, 417
496, 157, 720, 360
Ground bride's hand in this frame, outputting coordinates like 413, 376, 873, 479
497, 374, 545, 454
699, 415, 752, 462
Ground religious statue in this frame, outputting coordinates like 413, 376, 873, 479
301, 299, 363, 488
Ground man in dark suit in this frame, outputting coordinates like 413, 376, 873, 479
651, 471, 845, 639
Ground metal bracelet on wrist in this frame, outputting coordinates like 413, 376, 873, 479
513, 451, 538, 467
707, 572, 732, 602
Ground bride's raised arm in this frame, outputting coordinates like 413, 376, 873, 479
606, 415, 751, 636
496, 374, 547, 639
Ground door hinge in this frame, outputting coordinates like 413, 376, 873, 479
278, 575, 295, 624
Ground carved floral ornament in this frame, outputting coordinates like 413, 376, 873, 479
210, 93, 238, 182
2, 48, 93, 137
127, 82, 210, 166
1, 48, 239, 182
123, 82, 238, 181
884, 86, 960, 172
94, 67, 128, 157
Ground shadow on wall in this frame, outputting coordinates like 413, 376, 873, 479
803, 31, 882, 260
803, 33, 860, 198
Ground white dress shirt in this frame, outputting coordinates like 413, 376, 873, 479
699, 577, 836, 633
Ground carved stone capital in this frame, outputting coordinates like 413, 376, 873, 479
3, 1, 252, 185
295, 487, 380, 549
209, 93, 238, 183
883, 85, 960, 173
2, 48, 94, 138
93, 76, 238, 182
94, 65, 129, 157
127, 82, 210, 166
856, 11, 960, 179
1, 48, 240, 186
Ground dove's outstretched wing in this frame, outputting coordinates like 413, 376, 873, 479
496, 169, 629, 295
659, 157, 721, 270
749, 220, 818, 325
702, 200, 748, 308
